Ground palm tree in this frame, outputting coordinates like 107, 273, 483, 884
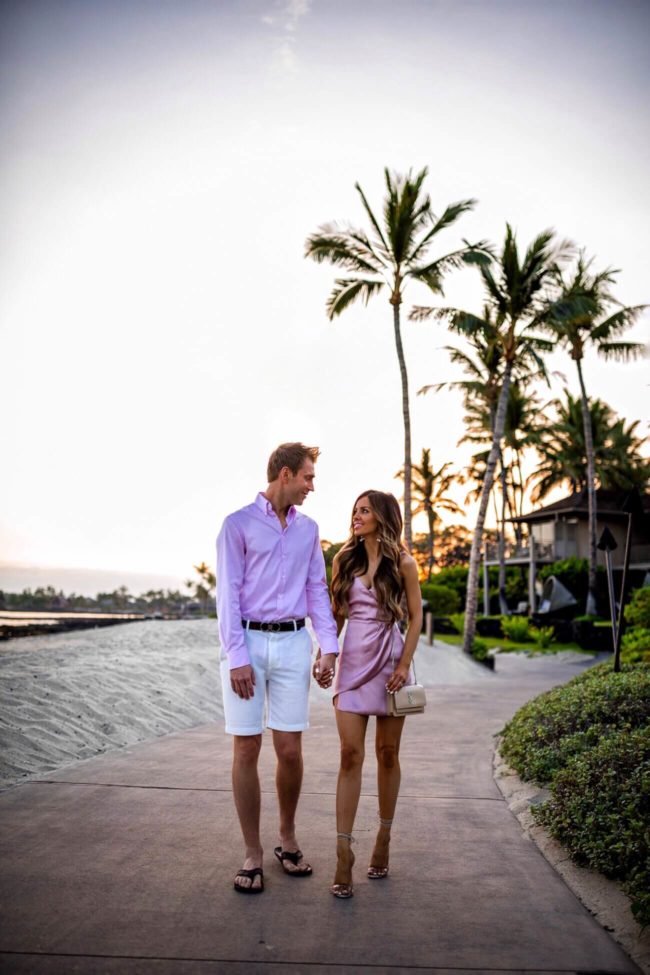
412, 225, 570, 654
185, 562, 216, 613
456, 384, 542, 614
529, 391, 650, 502
397, 449, 461, 579
305, 167, 490, 548
417, 311, 547, 615
541, 256, 646, 614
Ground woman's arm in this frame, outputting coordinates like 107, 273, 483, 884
393, 554, 423, 676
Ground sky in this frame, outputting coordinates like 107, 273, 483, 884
1, 0, 649, 590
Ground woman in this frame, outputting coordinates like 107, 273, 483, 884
314, 490, 423, 898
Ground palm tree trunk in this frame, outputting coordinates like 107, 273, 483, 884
392, 300, 412, 550
576, 359, 598, 616
427, 506, 435, 581
463, 360, 513, 655
513, 450, 524, 546
498, 451, 509, 615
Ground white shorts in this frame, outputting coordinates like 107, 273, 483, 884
219, 626, 313, 736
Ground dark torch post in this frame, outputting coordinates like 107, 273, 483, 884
597, 526, 619, 659
613, 512, 633, 674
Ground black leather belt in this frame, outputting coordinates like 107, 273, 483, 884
242, 618, 306, 632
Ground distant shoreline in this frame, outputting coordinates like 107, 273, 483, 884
0, 610, 152, 642
0, 562, 185, 599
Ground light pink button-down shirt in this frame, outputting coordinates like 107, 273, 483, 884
216, 493, 339, 669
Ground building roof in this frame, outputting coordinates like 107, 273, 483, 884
511, 488, 650, 524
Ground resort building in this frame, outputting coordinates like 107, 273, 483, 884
483, 488, 650, 614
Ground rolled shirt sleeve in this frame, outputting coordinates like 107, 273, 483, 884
216, 516, 250, 669
306, 527, 340, 656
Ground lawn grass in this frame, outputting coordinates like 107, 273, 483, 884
434, 632, 591, 655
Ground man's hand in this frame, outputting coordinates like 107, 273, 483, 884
230, 664, 256, 699
312, 652, 336, 688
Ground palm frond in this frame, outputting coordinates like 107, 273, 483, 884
596, 340, 647, 362
461, 239, 495, 265
383, 167, 432, 265
326, 278, 384, 319
447, 310, 495, 337
305, 228, 384, 274
409, 305, 443, 322
590, 304, 648, 341
407, 200, 477, 263
407, 245, 488, 292
354, 182, 390, 255
408, 267, 444, 294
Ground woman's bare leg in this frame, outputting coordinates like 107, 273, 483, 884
332, 708, 368, 892
369, 715, 406, 876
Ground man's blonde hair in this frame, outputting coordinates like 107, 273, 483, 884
267, 443, 321, 482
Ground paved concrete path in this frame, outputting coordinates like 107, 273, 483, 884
0, 642, 641, 974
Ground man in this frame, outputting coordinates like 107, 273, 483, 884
216, 442, 339, 893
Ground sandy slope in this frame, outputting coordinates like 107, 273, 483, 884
0, 617, 501, 790
0, 619, 223, 788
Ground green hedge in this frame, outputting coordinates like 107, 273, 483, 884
625, 587, 650, 629
534, 728, 650, 928
429, 565, 527, 609
622, 628, 650, 664
420, 583, 460, 615
621, 587, 650, 664
500, 661, 650, 927
500, 662, 650, 783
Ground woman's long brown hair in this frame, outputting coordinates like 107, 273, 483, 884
331, 490, 406, 623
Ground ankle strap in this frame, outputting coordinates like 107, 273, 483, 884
379, 817, 393, 828
337, 831, 354, 843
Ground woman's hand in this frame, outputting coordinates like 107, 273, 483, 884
312, 651, 336, 688
386, 662, 410, 695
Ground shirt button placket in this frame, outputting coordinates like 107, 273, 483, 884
278, 535, 286, 618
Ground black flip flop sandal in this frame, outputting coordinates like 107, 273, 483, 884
234, 867, 264, 893
273, 846, 313, 876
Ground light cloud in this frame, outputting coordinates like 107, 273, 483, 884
262, 0, 312, 71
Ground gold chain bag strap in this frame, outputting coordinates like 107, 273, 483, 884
387, 633, 426, 716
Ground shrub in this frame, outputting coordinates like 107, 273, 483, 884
499, 662, 650, 783
471, 637, 489, 661
500, 615, 532, 642
420, 584, 460, 615
505, 573, 528, 605
432, 565, 521, 606
531, 625, 555, 650
621, 628, 650, 664
429, 567, 470, 605
533, 727, 650, 928
449, 612, 465, 635
625, 587, 650, 630
501, 661, 650, 928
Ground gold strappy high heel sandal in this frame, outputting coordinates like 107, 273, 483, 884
331, 832, 355, 899
368, 816, 392, 879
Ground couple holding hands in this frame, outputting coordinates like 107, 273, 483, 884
216, 442, 423, 899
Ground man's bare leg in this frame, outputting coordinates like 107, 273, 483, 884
232, 733, 263, 890
272, 730, 311, 874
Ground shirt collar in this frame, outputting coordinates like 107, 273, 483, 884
255, 492, 297, 525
